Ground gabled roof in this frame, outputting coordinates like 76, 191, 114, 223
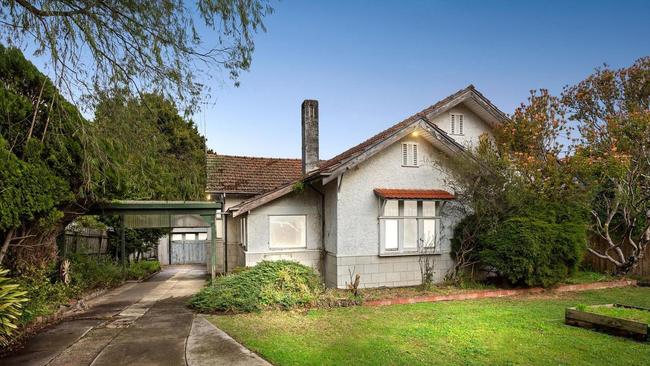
226, 85, 507, 216
318, 85, 506, 174
206, 154, 302, 194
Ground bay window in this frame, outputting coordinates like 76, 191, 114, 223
379, 199, 439, 254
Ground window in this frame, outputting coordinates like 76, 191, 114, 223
403, 200, 418, 249
379, 200, 440, 254
450, 114, 464, 135
401, 142, 419, 167
269, 215, 306, 248
198, 233, 208, 241
215, 209, 223, 239
185, 233, 196, 241
383, 200, 399, 250
171, 233, 183, 241
240, 217, 248, 249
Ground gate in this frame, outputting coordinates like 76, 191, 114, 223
170, 232, 207, 264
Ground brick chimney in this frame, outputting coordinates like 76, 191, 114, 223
301, 100, 319, 174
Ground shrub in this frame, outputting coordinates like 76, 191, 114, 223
190, 260, 322, 313
127, 260, 161, 280
0, 268, 28, 346
480, 215, 586, 287
14, 266, 76, 325
69, 254, 124, 291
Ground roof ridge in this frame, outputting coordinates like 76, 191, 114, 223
207, 153, 301, 161
320, 85, 479, 170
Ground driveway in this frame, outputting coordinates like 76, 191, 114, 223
1, 265, 269, 366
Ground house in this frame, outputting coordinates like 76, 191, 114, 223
160, 85, 507, 288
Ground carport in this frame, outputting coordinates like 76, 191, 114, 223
92, 200, 223, 280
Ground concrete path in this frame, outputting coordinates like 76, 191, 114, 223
1, 265, 270, 366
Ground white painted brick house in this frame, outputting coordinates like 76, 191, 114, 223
187, 86, 507, 288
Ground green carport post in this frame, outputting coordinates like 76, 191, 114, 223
210, 219, 217, 282
120, 213, 126, 274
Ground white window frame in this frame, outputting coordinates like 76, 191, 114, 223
268, 215, 307, 249
240, 216, 248, 250
401, 142, 419, 167
215, 209, 223, 239
379, 199, 440, 255
450, 113, 464, 135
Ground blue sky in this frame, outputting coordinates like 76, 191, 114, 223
199, 0, 650, 158
22, 1, 650, 159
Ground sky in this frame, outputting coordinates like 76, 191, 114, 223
20, 1, 650, 159
197, 0, 650, 159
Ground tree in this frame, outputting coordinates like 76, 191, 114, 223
0, 47, 206, 269
563, 57, 650, 275
0, 45, 86, 268
0, 0, 273, 112
443, 91, 589, 286
91, 91, 207, 201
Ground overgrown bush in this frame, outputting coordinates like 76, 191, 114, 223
13, 257, 161, 330
190, 260, 322, 313
13, 266, 73, 325
69, 255, 124, 290
0, 268, 28, 346
127, 260, 161, 280
480, 214, 586, 287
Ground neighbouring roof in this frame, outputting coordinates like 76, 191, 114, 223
373, 188, 455, 200
206, 154, 302, 194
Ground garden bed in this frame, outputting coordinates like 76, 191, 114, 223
565, 304, 650, 341
365, 279, 637, 306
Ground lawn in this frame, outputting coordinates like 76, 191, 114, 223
209, 287, 650, 366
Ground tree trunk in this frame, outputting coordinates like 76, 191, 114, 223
0, 229, 15, 265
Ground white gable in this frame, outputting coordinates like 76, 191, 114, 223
429, 103, 494, 147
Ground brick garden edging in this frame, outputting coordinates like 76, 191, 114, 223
364, 279, 638, 307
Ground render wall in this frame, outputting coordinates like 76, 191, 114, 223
243, 188, 323, 273
332, 134, 465, 288
429, 104, 493, 147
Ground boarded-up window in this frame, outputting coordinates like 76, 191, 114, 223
269, 215, 306, 248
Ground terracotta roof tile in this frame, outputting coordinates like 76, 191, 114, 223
206, 154, 302, 194
373, 188, 455, 200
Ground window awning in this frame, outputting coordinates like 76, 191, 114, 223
373, 188, 455, 200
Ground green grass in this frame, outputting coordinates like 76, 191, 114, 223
585, 305, 650, 324
210, 287, 650, 366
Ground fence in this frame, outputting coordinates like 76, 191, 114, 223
64, 227, 110, 257
583, 237, 650, 278
63, 227, 158, 261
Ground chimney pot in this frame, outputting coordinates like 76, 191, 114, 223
301, 100, 319, 175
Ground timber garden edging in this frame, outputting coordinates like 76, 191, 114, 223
364, 279, 638, 307
565, 304, 649, 341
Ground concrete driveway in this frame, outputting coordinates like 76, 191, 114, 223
1, 265, 269, 366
